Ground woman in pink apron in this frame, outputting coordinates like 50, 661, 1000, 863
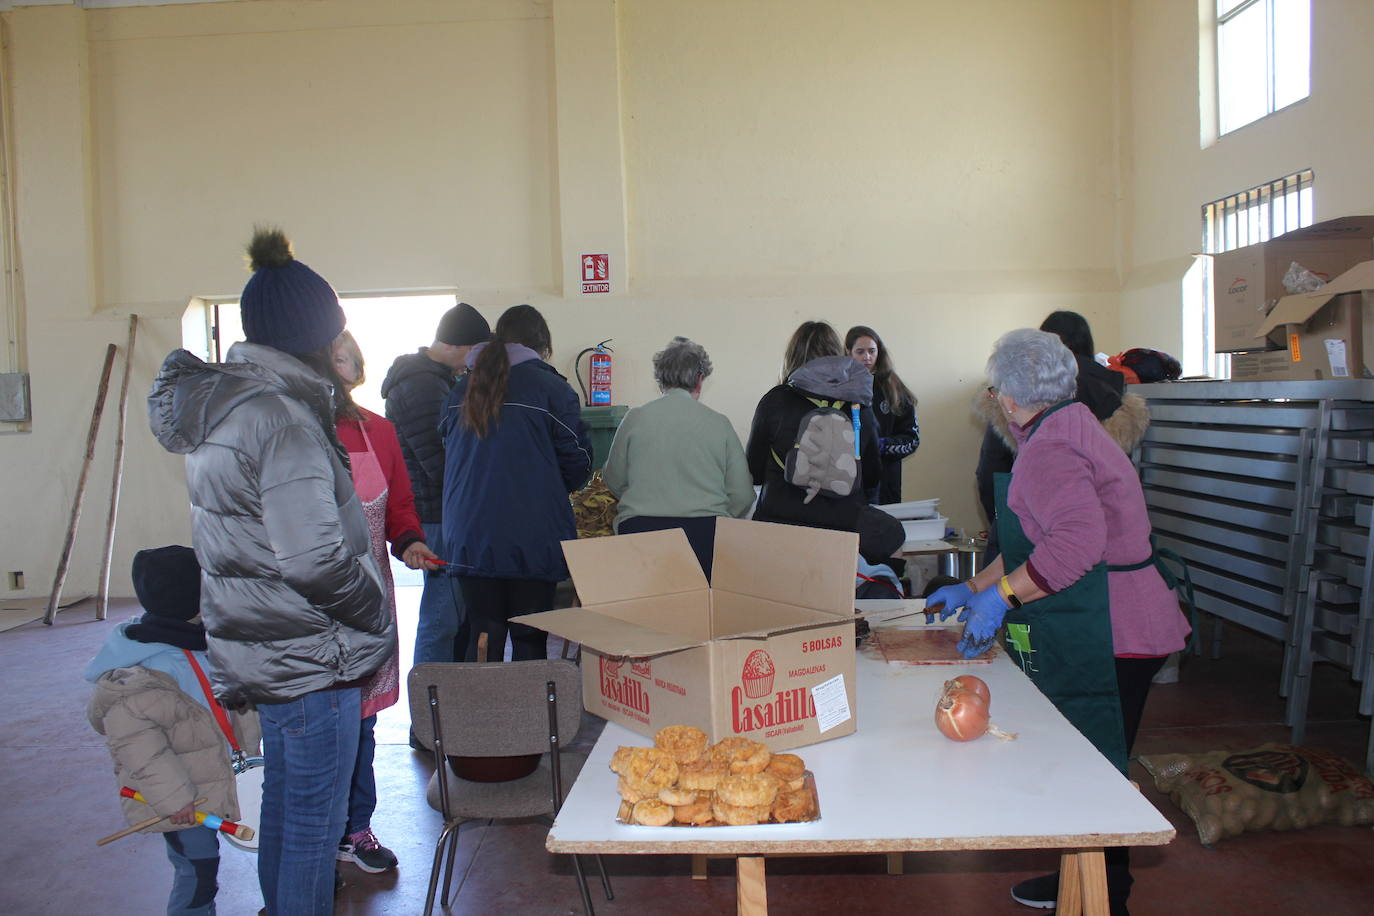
332, 331, 440, 874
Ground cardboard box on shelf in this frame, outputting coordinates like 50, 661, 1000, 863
512, 518, 860, 751
1231, 261, 1374, 381
1213, 216, 1374, 353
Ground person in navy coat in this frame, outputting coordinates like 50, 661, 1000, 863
439, 305, 592, 662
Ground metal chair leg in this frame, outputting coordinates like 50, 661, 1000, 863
594, 853, 614, 900
570, 853, 596, 916
440, 822, 462, 907
425, 822, 459, 916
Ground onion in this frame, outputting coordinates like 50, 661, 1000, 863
934, 681, 1016, 742
945, 675, 991, 709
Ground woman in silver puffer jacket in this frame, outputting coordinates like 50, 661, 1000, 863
149, 341, 391, 706
148, 228, 389, 916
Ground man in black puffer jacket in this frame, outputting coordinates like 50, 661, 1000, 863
380, 303, 489, 671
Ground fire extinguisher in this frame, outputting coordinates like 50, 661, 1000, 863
575, 339, 614, 407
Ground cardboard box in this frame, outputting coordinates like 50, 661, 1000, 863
512, 518, 860, 751
1231, 261, 1374, 381
1213, 216, 1374, 352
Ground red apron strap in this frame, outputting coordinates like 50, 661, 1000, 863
183, 649, 242, 756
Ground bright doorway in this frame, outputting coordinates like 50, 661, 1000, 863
209, 293, 462, 414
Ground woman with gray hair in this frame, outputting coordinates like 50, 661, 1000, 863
601, 337, 754, 577
927, 328, 1189, 914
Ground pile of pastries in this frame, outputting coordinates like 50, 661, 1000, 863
610, 725, 818, 826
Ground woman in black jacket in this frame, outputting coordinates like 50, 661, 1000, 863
974, 310, 1150, 558
746, 322, 898, 561
845, 325, 919, 504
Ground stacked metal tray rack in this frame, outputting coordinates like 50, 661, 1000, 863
1133, 379, 1374, 772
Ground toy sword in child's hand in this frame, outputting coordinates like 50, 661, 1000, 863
97, 796, 208, 846
115, 787, 255, 841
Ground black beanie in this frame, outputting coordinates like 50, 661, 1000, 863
435, 302, 491, 347
239, 228, 345, 355
130, 545, 201, 622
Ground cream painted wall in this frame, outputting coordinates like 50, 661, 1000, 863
613, 0, 1123, 537
1120, 0, 1374, 354
4, 0, 1127, 600
4, 0, 560, 602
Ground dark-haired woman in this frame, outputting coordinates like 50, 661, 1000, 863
746, 321, 897, 562
331, 330, 438, 874
974, 310, 1149, 559
438, 305, 592, 662
845, 325, 919, 504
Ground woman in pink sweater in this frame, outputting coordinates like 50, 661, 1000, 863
927, 328, 1189, 914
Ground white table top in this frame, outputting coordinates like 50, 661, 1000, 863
548, 603, 1175, 855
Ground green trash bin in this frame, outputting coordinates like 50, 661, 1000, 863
580, 404, 628, 470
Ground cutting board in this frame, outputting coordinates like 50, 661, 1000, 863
869, 626, 997, 665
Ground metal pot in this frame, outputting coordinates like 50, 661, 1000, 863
939, 538, 987, 580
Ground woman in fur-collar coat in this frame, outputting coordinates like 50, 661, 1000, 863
974, 312, 1151, 558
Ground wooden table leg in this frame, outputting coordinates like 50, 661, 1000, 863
885, 852, 904, 875
692, 854, 708, 880
736, 855, 767, 915
1057, 850, 1082, 915
1056, 848, 1108, 916
1078, 849, 1109, 916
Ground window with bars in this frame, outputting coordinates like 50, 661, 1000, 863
1216, 0, 1310, 136
1183, 169, 1314, 377
1202, 169, 1313, 256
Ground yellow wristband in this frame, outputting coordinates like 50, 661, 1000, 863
998, 576, 1022, 608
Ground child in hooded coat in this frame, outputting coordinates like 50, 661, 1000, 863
87, 546, 259, 916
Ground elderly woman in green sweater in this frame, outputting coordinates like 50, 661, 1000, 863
602, 336, 755, 578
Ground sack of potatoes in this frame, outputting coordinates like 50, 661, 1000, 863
1139, 743, 1374, 846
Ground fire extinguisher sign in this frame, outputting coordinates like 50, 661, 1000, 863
581, 254, 610, 294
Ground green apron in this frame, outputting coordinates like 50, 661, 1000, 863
995, 400, 1128, 774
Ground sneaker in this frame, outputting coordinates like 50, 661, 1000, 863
337, 828, 398, 874
1010, 872, 1059, 909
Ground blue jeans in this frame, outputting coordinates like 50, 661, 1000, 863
257, 687, 361, 916
413, 522, 468, 664
164, 826, 219, 915
343, 714, 377, 837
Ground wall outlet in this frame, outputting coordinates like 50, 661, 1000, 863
8, 571, 23, 590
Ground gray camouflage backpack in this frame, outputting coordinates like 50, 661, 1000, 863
782, 397, 861, 503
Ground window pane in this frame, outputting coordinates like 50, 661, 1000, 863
1217, 0, 1254, 17
1182, 256, 1210, 378
1273, 0, 1310, 110
1218, 3, 1269, 133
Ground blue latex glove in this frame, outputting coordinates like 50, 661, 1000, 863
956, 587, 1011, 658
925, 582, 974, 622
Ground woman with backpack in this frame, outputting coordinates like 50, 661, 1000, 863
746, 321, 897, 561
438, 305, 592, 663
845, 325, 919, 504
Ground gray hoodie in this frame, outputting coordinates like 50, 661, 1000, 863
148, 342, 391, 707
786, 355, 874, 405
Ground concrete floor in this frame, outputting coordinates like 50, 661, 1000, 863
4, 582, 1373, 915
